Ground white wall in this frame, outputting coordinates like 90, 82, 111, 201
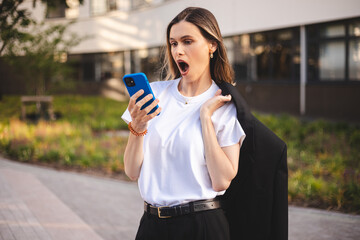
28, 0, 360, 54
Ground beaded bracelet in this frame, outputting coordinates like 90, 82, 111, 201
128, 122, 148, 136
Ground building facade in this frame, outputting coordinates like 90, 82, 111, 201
1, 0, 360, 121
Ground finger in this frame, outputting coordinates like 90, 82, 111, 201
212, 95, 231, 109
223, 94, 232, 101
144, 98, 160, 114
129, 90, 144, 109
135, 94, 154, 109
132, 89, 145, 101
217, 95, 231, 106
214, 89, 222, 96
144, 106, 162, 121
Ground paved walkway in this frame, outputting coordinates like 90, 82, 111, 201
1, 156, 360, 240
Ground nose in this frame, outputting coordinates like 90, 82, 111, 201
174, 44, 184, 56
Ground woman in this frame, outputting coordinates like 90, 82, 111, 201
122, 7, 245, 240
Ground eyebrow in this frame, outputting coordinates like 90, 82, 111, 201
169, 35, 193, 41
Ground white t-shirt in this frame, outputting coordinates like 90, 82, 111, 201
122, 78, 245, 207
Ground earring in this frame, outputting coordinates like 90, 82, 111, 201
210, 52, 213, 59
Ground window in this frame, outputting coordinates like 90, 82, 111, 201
349, 20, 360, 80
224, 35, 251, 81
349, 39, 360, 79
225, 28, 300, 82
319, 41, 345, 79
91, 0, 118, 16
68, 52, 125, 82
131, 47, 163, 82
46, 0, 80, 19
46, 1, 66, 18
131, 0, 174, 11
131, 0, 152, 10
307, 18, 360, 82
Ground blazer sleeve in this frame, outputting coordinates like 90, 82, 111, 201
270, 143, 288, 240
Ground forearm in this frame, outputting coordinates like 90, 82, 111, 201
123, 90, 161, 181
201, 116, 238, 191
123, 134, 144, 181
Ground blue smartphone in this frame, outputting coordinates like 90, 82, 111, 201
122, 72, 159, 115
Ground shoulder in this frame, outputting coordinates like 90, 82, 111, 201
150, 79, 178, 92
213, 101, 237, 122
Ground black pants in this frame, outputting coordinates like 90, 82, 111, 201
135, 208, 230, 240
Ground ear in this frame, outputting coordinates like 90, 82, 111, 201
209, 41, 218, 53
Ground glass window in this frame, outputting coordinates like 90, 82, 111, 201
320, 24, 345, 37
98, 52, 125, 81
91, 0, 107, 15
224, 35, 251, 81
132, 0, 153, 10
249, 28, 300, 82
350, 21, 360, 36
349, 40, 360, 80
225, 28, 299, 82
68, 52, 125, 82
46, 2, 66, 18
131, 0, 175, 10
251, 43, 270, 81
65, 0, 80, 19
319, 41, 345, 80
82, 54, 96, 81
307, 17, 360, 82
131, 47, 163, 82
91, 0, 118, 16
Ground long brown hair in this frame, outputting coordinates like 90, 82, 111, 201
162, 7, 234, 84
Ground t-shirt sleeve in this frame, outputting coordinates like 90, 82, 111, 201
212, 102, 246, 148
121, 108, 131, 124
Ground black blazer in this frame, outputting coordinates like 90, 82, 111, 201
218, 82, 288, 240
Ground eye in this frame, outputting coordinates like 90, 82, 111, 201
170, 42, 177, 47
184, 40, 192, 45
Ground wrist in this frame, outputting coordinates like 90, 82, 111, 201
128, 122, 147, 136
130, 121, 147, 132
200, 109, 211, 121
200, 114, 212, 126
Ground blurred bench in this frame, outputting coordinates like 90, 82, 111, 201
21, 96, 55, 120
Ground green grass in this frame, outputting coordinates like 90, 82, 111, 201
0, 95, 359, 213
254, 112, 360, 213
0, 95, 129, 175
53, 95, 129, 131
0, 95, 129, 130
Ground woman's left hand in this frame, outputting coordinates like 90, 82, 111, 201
200, 89, 231, 120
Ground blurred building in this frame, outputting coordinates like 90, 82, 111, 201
1, 0, 360, 122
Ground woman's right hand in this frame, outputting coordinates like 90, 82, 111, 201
127, 89, 161, 132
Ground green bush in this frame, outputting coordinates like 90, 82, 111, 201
7, 138, 34, 162
254, 112, 360, 213
52, 95, 128, 130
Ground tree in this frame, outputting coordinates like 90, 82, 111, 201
0, 0, 83, 56
3, 20, 84, 95
0, 0, 84, 99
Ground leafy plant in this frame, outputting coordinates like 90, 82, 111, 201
3, 21, 83, 95
0, 0, 83, 55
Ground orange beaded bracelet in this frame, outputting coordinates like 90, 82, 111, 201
128, 122, 148, 136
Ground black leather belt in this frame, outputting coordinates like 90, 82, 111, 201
144, 198, 221, 218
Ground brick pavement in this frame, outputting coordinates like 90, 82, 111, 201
0, 156, 142, 240
1, 156, 360, 240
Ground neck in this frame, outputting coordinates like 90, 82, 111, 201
178, 75, 212, 97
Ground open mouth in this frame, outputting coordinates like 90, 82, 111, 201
177, 60, 189, 75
